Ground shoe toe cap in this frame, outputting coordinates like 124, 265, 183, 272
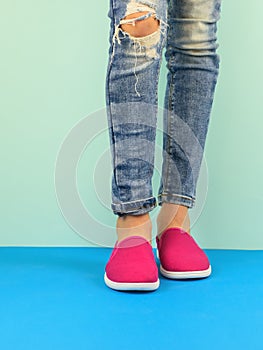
105, 242, 158, 283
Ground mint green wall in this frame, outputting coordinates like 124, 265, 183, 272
1, 1, 262, 248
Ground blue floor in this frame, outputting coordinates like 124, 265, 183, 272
0, 248, 262, 350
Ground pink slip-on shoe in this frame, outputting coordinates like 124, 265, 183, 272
156, 227, 211, 279
104, 236, 160, 291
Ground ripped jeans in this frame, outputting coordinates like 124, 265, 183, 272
105, 0, 222, 216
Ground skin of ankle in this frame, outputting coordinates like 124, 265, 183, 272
116, 213, 152, 243
156, 203, 190, 237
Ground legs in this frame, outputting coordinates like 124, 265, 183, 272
104, 0, 222, 291
157, 0, 222, 235
106, 0, 168, 217
104, 7, 164, 283
105, 0, 222, 238
105, 0, 168, 242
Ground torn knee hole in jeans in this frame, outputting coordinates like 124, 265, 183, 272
110, 2, 168, 97
115, 4, 161, 48
120, 10, 159, 37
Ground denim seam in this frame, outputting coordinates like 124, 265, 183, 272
113, 205, 155, 213
112, 196, 157, 215
158, 193, 195, 208
158, 193, 195, 201
163, 74, 174, 191
154, 21, 167, 104
112, 196, 156, 206
107, 2, 121, 205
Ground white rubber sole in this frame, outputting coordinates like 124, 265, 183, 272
160, 264, 212, 279
156, 249, 212, 279
104, 273, 160, 291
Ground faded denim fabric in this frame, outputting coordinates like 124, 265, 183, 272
105, 0, 222, 216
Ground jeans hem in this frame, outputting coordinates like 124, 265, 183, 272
112, 196, 157, 216
157, 193, 195, 209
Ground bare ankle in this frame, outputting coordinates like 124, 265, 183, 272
116, 213, 152, 243
156, 203, 190, 237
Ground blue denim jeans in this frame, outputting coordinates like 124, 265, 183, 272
105, 0, 222, 216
